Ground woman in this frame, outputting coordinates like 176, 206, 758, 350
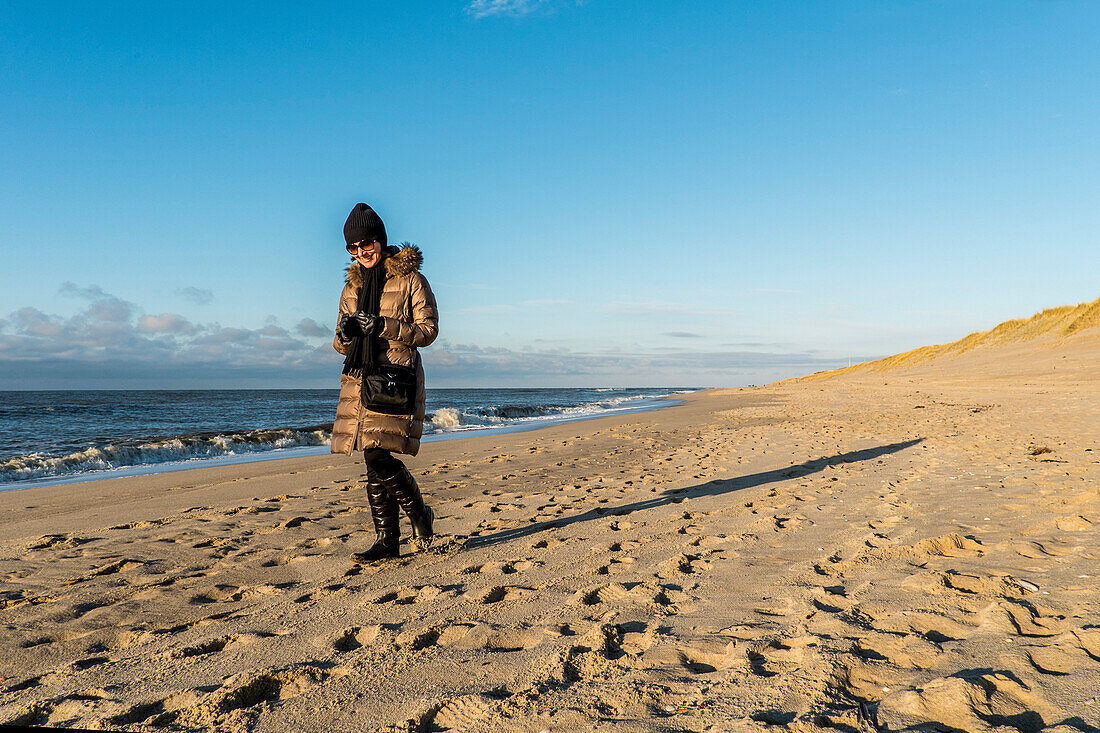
331, 203, 439, 562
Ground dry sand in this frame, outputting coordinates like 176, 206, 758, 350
1, 331, 1098, 732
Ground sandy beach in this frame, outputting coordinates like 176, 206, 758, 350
2, 329, 1098, 732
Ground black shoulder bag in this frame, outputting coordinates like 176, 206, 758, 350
360, 355, 418, 415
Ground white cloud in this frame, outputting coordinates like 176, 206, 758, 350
177, 286, 215, 305
59, 282, 112, 300
296, 318, 330, 338
138, 313, 197, 334
59, 281, 138, 322
465, 0, 579, 19
259, 324, 291, 338
9, 307, 63, 338
1, 284, 340, 388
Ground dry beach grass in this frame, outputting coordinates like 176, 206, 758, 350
1, 305, 1098, 732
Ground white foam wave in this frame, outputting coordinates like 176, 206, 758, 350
1, 426, 331, 483
425, 390, 693, 434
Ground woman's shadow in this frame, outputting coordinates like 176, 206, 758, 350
462, 439, 923, 550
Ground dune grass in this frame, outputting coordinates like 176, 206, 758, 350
791, 296, 1100, 382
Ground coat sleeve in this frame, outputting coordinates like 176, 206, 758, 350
377, 273, 439, 348
332, 284, 355, 355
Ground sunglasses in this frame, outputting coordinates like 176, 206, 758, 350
347, 239, 382, 254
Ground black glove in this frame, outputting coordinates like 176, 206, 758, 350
352, 311, 379, 337
337, 313, 356, 342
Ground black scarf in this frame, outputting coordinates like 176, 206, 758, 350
341, 261, 385, 378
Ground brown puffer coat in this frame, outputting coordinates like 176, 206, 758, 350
330, 245, 438, 456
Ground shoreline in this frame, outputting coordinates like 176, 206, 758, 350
0, 391, 711, 543
0, 393, 691, 493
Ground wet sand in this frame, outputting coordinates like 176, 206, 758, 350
1, 331, 1097, 732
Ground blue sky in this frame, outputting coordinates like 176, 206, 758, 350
2, 0, 1098, 388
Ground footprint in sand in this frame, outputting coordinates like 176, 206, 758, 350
260, 552, 307, 567
656, 553, 711, 579
277, 516, 313, 528
70, 655, 110, 670
433, 623, 488, 649
863, 531, 893, 548
851, 633, 941, 670
333, 625, 381, 651
485, 626, 547, 652
998, 600, 1068, 637
188, 584, 243, 605
1012, 540, 1077, 558
672, 640, 739, 674
170, 631, 274, 659
831, 657, 906, 702
942, 570, 985, 594
155, 664, 347, 729
770, 511, 807, 531
556, 640, 621, 681
396, 625, 444, 650
476, 585, 535, 604
1, 589, 55, 611
6, 671, 58, 694
809, 584, 852, 614
114, 628, 154, 648
913, 533, 984, 558
1026, 645, 1079, 675
689, 533, 741, 549
109, 518, 170, 531
27, 534, 96, 550
373, 585, 449, 605
572, 582, 636, 606
752, 596, 801, 618
871, 610, 972, 644
424, 694, 496, 732
7, 700, 65, 728
193, 537, 234, 549
875, 671, 1060, 733
57, 599, 112, 621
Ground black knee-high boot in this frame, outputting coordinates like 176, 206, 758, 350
378, 465, 434, 550
355, 471, 400, 562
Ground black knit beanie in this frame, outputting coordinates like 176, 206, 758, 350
343, 203, 387, 246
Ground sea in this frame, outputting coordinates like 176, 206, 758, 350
0, 388, 695, 488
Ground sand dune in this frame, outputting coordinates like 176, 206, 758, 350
792, 296, 1100, 381
1, 308, 1098, 731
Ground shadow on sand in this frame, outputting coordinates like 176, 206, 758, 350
462, 439, 924, 550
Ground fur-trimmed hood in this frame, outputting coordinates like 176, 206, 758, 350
345, 243, 423, 287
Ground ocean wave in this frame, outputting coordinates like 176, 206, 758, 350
426, 408, 503, 431
425, 391, 688, 433
0, 425, 332, 483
